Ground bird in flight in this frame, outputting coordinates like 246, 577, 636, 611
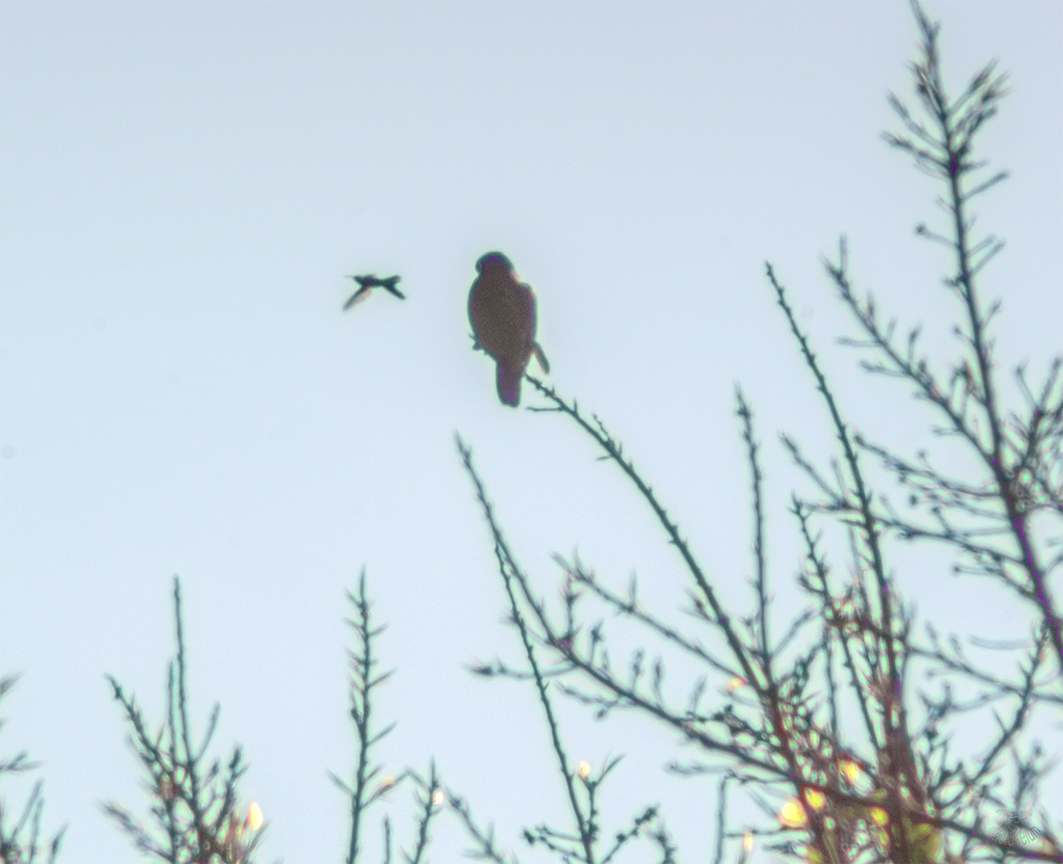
467, 251, 549, 407
343, 274, 405, 310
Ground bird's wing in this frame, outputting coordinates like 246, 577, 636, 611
532, 343, 550, 374
520, 281, 537, 335
343, 284, 371, 310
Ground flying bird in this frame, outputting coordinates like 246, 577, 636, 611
467, 251, 549, 407
343, 274, 405, 310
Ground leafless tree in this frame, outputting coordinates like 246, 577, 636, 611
453, 2, 1061, 861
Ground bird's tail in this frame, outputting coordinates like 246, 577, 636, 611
496, 362, 523, 407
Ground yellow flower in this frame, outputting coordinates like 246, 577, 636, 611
840, 760, 862, 785
779, 799, 807, 828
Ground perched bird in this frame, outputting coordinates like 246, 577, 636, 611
343, 274, 405, 310
467, 251, 549, 407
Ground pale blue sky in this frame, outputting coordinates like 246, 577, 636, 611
1, 2, 1060, 862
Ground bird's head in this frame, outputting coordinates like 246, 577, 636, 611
475, 251, 513, 273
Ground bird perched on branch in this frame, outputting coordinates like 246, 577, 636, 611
467, 251, 549, 407
343, 274, 405, 310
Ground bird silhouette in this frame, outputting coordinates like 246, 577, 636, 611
343, 274, 405, 310
467, 252, 549, 407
